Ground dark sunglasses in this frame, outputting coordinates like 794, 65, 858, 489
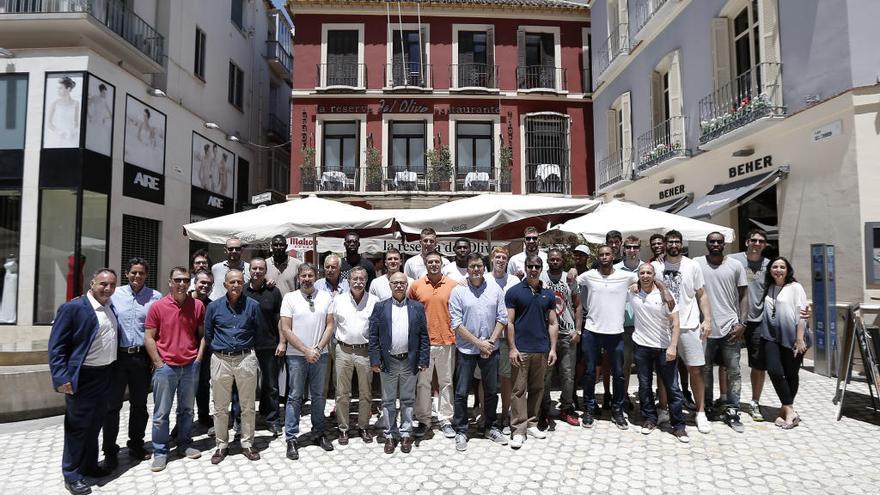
306, 294, 315, 311
526, 264, 542, 269
624, 245, 640, 250
748, 238, 767, 244
226, 246, 242, 251
524, 236, 539, 241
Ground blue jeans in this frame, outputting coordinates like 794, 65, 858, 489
285, 353, 329, 442
633, 343, 685, 430
581, 331, 624, 412
380, 355, 418, 439
151, 360, 199, 457
453, 350, 499, 434
703, 336, 742, 410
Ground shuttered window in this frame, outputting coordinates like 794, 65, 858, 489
121, 215, 160, 290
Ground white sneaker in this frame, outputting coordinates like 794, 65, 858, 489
658, 409, 670, 426
510, 434, 525, 449
526, 426, 547, 439
696, 412, 712, 434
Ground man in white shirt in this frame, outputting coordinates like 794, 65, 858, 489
576, 245, 638, 430
507, 226, 547, 279
210, 237, 250, 300
280, 263, 335, 460
697, 232, 748, 433
315, 254, 349, 296
441, 237, 473, 283
49, 268, 119, 493
370, 248, 414, 301
404, 227, 449, 279
488, 246, 520, 433
332, 267, 378, 445
653, 230, 714, 434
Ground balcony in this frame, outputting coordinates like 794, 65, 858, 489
266, 113, 289, 144
516, 66, 567, 93
315, 63, 366, 91
300, 167, 511, 194
384, 63, 433, 91
633, 0, 680, 45
698, 63, 784, 150
595, 22, 629, 83
265, 40, 292, 82
635, 116, 689, 176
596, 148, 633, 193
525, 163, 570, 194
449, 63, 499, 91
0, 0, 165, 73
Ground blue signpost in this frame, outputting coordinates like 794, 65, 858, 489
811, 244, 836, 376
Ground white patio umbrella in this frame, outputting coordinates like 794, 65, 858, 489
549, 200, 735, 243
182, 195, 396, 244
395, 193, 601, 241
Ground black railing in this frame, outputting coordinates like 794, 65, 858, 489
636, 116, 688, 173
316, 62, 366, 88
698, 63, 784, 145
516, 66, 566, 91
595, 22, 628, 78
384, 63, 432, 88
266, 40, 292, 75
525, 163, 569, 194
597, 148, 632, 191
1, 0, 165, 65
634, 0, 671, 38
266, 113, 289, 143
450, 63, 498, 89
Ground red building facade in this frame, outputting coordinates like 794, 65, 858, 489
288, 0, 592, 208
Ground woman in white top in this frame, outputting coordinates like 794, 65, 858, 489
629, 263, 688, 443
760, 257, 808, 429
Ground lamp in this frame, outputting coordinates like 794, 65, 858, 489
0, 48, 14, 58
732, 147, 754, 157
147, 87, 166, 97
613, 192, 626, 199
204, 122, 220, 130
659, 176, 675, 184
226, 133, 241, 143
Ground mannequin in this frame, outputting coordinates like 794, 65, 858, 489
0, 254, 18, 323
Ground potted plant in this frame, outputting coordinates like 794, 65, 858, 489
499, 144, 513, 192
426, 144, 453, 191
364, 146, 383, 191
300, 145, 316, 191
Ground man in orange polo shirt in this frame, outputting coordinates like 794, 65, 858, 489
408, 251, 457, 439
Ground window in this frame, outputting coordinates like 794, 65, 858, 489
194, 28, 206, 81
455, 122, 493, 177
268, 148, 290, 195
516, 28, 560, 90
390, 28, 428, 86
456, 30, 495, 87
390, 121, 426, 173
326, 30, 360, 86
231, 0, 243, 30
733, 1, 761, 81
582, 27, 592, 93
322, 121, 359, 174
606, 91, 632, 163
640, 51, 684, 169
0, 74, 27, 150
121, 215, 159, 290
228, 61, 244, 109
524, 115, 569, 194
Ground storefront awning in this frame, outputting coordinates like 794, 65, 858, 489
649, 193, 694, 213
677, 167, 789, 220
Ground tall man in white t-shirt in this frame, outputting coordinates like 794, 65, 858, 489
370, 248, 414, 302
576, 245, 638, 430
653, 230, 714, 434
280, 263, 335, 460
403, 227, 449, 279
441, 237, 472, 283
507, 226, 548, 279
697, 232, 748, 432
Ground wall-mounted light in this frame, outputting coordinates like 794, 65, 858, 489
732, 147, 754, 157
204, 122, 220, 130
659, 176, 675, 184
147, 87, 166, 97
0, 48, 15, 58
226, 133, 241, 143
613, 192, 626, 199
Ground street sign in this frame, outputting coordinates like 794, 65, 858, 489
251, 192, 272, 204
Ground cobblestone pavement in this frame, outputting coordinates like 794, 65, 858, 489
1, 363, 879, 495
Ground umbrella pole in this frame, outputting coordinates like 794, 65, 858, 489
312, 234, 318, 265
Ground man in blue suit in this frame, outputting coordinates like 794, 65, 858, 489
369, 271, 429, 455
48, 268, 119, 495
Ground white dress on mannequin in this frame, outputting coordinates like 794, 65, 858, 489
0, 259, 18, 323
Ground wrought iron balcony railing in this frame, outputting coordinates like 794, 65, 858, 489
633, 0, 671, 39
516, 65, 566, 91
597, 148, 633, 191
266, 40, 292, 75
636, 116, 688, 173
266, 112, 289, 143
1, 0, 165, 65
525, 163, 570, 194
384, 62, 432, 88
449, 63, 498, 89
698, 62, 784, 145
316, 62, 366, 88
595, 22, 629, 79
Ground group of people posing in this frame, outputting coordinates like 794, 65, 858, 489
48, 226, 810, 495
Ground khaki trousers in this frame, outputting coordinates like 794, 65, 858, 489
211, 351, 258, 449
334, 343, 373, 431
415, 344, 455, 425
510, 352, 548, 437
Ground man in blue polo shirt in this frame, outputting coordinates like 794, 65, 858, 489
505, 254, 558, 450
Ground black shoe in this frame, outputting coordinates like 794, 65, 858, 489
725, 409, 745, 433
602, 393, 612, 411
267, 423, 281, 437
286, 440, 299, 460
127, 444, 151, 460
537, 416, 549, 431
581, 410, 595, 428
623, 397, 634, 413
412, 423, 428, 438
318, 435, 334, 452
360, 428, 374, 443
64, 479, 91, 495
82, 464, 113, 478
682, 391, 696, 411
98, 454, 118, 471
337, 429, 349, 445
611, 409, 629, 430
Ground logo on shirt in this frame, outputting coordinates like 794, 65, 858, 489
661, 269, 683, 300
